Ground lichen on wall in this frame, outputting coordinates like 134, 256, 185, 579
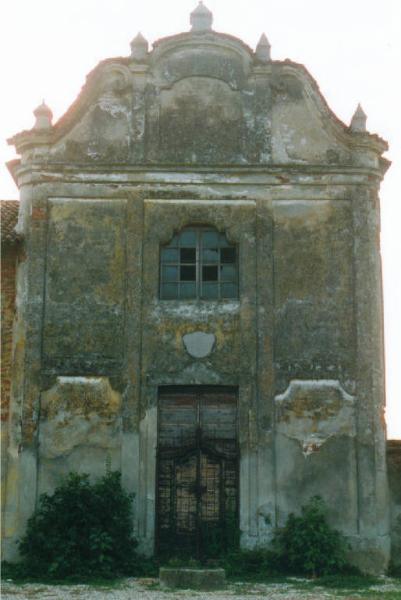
273, 199, 355, 390
43, 198, 127, 375
3, 7, 391, 572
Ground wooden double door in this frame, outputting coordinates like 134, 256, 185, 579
156, 386, 239, 559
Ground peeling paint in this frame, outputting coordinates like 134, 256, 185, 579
275, 379, 355, 456
2, 12, 391, 573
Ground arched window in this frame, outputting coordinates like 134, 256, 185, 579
160, 227, 238, 300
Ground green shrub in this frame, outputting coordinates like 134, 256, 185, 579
17, 471, 142, 579
166, 557, 201, 568
272, 496, 349, 576
388, 561, 401, 578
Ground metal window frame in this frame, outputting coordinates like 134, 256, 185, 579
160, 227, 238, 300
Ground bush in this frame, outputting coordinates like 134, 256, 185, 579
388, 561, 401, 578
272, 496, 349, 576
224, 497, 350, 580
17, 471, 142, 579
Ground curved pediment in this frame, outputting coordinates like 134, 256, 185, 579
8, 6, 388, 172
150, 32, 252, 90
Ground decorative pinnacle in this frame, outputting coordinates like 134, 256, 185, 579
256, 33, 271, 62
33, 100, 53, 130
190, 1, 213, 32
130, 32, 148, 61
350, 103, 367, 132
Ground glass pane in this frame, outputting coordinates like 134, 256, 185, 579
202, 265, 218, 281
202, 248, 218, 263
202, 283, 218, 299
161, 283, 179, 299
169, 235, 179, 247
180, 265, 196, 281
219, 234, 230, 247
161, 248, 179, 263
180, 248, 196, 262
220, 264, 236, 282
221, 247, 236, 263
202, 230, 219, 247
221, 283, 237, 298
162, 265, 178, 282
180, 230, 196, 246
180, 283, 196, 299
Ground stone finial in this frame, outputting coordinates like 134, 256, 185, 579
33, 100, 53, 130
350, 103, 367, 132
190, 1, 213, 32
130, 32, 149, 61
256, 33, 271, 62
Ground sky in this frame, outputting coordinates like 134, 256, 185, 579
0, 0, 400, 438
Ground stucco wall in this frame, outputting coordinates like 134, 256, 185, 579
3, 14, 390, 573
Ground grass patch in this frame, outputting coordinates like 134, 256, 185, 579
3, 569, 401, 598
227, 572, 295, 584
308, 575, 401, 600
310, 574, 381, 589
341, 594, 401, 600
1, 562, 123, 588
227, 573, 401, 598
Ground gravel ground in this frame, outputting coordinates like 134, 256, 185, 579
2, 577, 401, 600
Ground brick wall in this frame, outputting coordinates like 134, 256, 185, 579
1, 201, 19, 425
1, 200, 19, 528
1, 246, 18, 423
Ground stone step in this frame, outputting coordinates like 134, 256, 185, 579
159, 567, 226, 590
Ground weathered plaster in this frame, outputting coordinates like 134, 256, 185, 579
275, 380, 355, 456
3, 8, 391, 573
37, 376, 122, 495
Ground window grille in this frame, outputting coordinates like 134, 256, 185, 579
160, 227, 238, 300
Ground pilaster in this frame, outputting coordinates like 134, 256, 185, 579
3, 186, 49, 560
351, 183, 390, 572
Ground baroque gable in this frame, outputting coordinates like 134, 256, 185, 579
8, 13, 387, 172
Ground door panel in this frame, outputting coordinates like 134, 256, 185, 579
156, 386, 238, 558
158, 393, 198, 448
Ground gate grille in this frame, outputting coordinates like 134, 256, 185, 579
156, 386, 239, 559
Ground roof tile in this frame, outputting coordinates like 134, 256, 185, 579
1, 200, 19, 244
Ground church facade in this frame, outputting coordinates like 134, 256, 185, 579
2, 4, 394, 572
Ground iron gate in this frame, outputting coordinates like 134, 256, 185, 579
156, 386, 239, 559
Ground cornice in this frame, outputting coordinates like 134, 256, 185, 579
8, 161, 389, 189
